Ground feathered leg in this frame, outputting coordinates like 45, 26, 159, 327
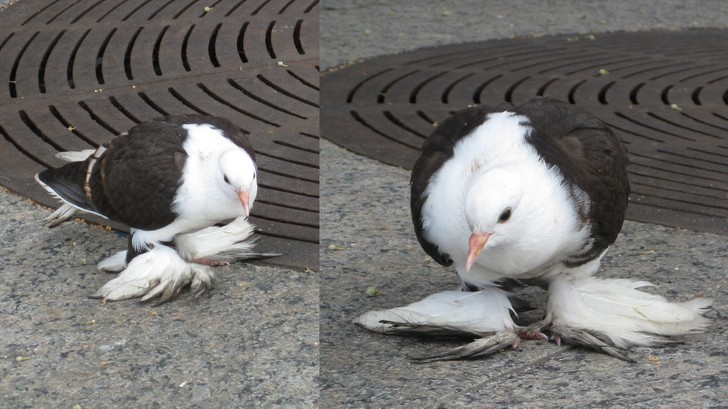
97, 250, 127, 272
354, 287, 547, 361
540, 273, 712, 360
174, 216, 279, 264
42, 203, 78, 228
92, 244, 215, 303
94, 218, 278, 303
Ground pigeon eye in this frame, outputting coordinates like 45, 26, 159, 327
223, 175, 230, 184
498, 208, 512, 223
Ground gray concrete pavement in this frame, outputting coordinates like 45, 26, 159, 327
320, 1, 727, 407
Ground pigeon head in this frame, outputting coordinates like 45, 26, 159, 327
463, 167, 525, 271
219, 149, 258, 217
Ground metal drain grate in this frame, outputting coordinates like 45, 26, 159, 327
322, 30, 728, 235
0, 0, 319, 269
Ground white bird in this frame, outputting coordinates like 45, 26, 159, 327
355, 98, 712, 361
36, 115, 266, 302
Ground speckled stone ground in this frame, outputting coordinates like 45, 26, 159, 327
320, 1, 727, 407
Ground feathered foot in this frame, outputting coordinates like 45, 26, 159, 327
91, 245, 215, 304
98, 217, 278, 273
97, 250, 127, 272
355, 288, 549, 360
355, 289, 517, 337
174, 216, 280, 264
42, 203, 78, 227
539, 275, 713, 361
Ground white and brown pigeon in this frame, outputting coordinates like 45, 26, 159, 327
355, 98, 712, 361
36, 114, 264, 303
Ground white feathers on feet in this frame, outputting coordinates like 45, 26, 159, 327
93, 216, 273, 302
97, 250, 127, 273
355, 289, 527, 361
355, 288, 516, 337
92, 245, 215, 303
95, 217, 264, 272
546, 275, 712, 349
356, 98, 713, 361
175, 216, 268, 264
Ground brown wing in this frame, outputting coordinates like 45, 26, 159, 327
88, 120, 188, 230
513, 98, 630, 265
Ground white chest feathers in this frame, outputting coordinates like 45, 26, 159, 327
421, 111, 590, 283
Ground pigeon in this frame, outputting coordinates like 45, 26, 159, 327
355, 98, 712, 361
36, 114, 264, 302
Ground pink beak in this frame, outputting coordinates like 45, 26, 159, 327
237, 190, 250, 216
465, 232, 493, 272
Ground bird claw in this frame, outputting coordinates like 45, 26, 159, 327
411, 331, 521, 362
516, 326, 550, 341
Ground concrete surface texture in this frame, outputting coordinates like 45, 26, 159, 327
0, 3, 318, 408
320, 1, 727, 408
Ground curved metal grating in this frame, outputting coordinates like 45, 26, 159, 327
0, 0, 319, 269
322, 30, 728, 235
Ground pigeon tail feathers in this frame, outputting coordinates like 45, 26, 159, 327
36, 149, 104, 227
35, 163, 102, 218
